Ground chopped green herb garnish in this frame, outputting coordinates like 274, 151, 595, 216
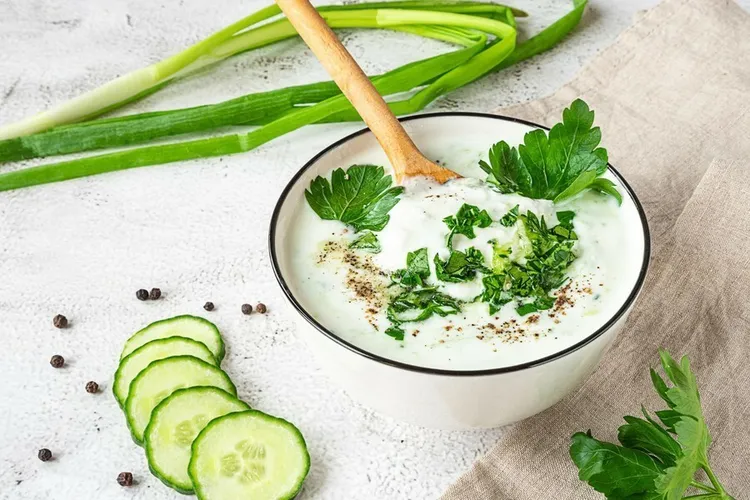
349, 231, 381, 253
434, 247, 489, 283
515, 296, 555, 316
479, 99, 619, 203
479, 209, 577, 315
443, 203, 493, 246
387, 287, 461, 324
305, 164, 403, 232
478, 274, 514, 314
556, 210, 576, 227
384, 325, 405, 342
391, 248, 430, 289
571, 350, 735, 499
489, 239, 513, 274
499, 204, 520, 227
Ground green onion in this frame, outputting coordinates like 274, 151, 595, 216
0, 29, 496, 192
0, 5, 283, 139
0, 1, 590, 192
0, 27, 485, 163
0, 1, 516, 140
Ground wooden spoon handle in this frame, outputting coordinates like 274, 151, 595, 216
275, 0, 423, 179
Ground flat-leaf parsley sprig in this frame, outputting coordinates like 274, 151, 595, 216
479, 99, 622, 204
570, 350, 735, 500
305, 164, 404, 232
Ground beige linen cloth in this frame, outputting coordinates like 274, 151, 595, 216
443, 0, 750, 498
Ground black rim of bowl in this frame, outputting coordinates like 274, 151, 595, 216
268, 112, 651, 377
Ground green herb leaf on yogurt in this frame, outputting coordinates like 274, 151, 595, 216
434, 247, 489, 283
384, 325, 405, 342
479, 210, 578, 316
499, 204, 520, 227
387, 287, 461, 324
479, 99, 619, 203
443, 203, 492, 246
391, 248, 430, 289
305, 164, 404, 232
571, 350, 735, 500
590, 177, 623, 205
349, 231, 381, 253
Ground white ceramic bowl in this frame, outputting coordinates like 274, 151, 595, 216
270, 113, 650, 429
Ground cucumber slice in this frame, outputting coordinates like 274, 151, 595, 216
188, 410, 310, 500
113, 337, 217, 408
121, 315, 224, 362
145, 387, 249, 494
125, 355, 236, 444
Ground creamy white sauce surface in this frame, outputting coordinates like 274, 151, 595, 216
285, 148, 644, 370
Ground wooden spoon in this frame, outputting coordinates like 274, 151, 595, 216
275, 0, 460, 185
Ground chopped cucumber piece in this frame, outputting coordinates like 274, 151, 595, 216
121, 315, 224, 361
145, 387, 249, 494
125, 355, 236, 444
113, 337, 217, 408
188, 410, 310, 500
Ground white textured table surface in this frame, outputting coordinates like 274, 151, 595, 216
2, 1, 747, 499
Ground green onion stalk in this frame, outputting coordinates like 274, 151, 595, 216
0, 1, 517, 140
0, 0, 588, 192
0, 26, 487, 163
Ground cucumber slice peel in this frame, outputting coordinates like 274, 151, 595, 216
145, 387, 249, 494
125, 355, 236, 444
188, 410, 310, 500
121, 315, 225, 362
113, 336, 217, 408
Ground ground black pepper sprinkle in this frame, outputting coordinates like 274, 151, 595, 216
136, 289, 149, 301
52, 314, 68, 329
85, 381, 99, 394
50, 355, 64, 368
149, 288, 161, 300
255, 303, 267, 314
38, 449, 52, 462
241, 304, 252, 315
203, 302, 215, 311
117, 472, 133, 487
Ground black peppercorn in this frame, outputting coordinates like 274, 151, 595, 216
203, 302, 215, 311
38, 448, 52, 462
53, 314, 68, 329
149, 288, 161, 300
255, 303, 267, 314
117, 472, 133, 486
136, 289, 149, 301
241, 304, 252, 315
50, 355, 65, 368
85, 381, 99, 394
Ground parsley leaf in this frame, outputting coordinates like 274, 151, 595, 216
591, 177, 623, 205
434, 247, 489, 283
479, 99, 620, 203
499, 204, 520, 227
387, 287, 461, 324
479, 210, 577, 316
570, 350, 734, 499
384, 325, 405, 341
391, 248, 430, 289
617, 412, 681, 468
349, 231, 381, 253
443, 203, 492, 246
478, 274, 513, 314
556, 210, 576, 227
570, 431, 666, 498
651, 352, 714, 500
305, 164, 404, 232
